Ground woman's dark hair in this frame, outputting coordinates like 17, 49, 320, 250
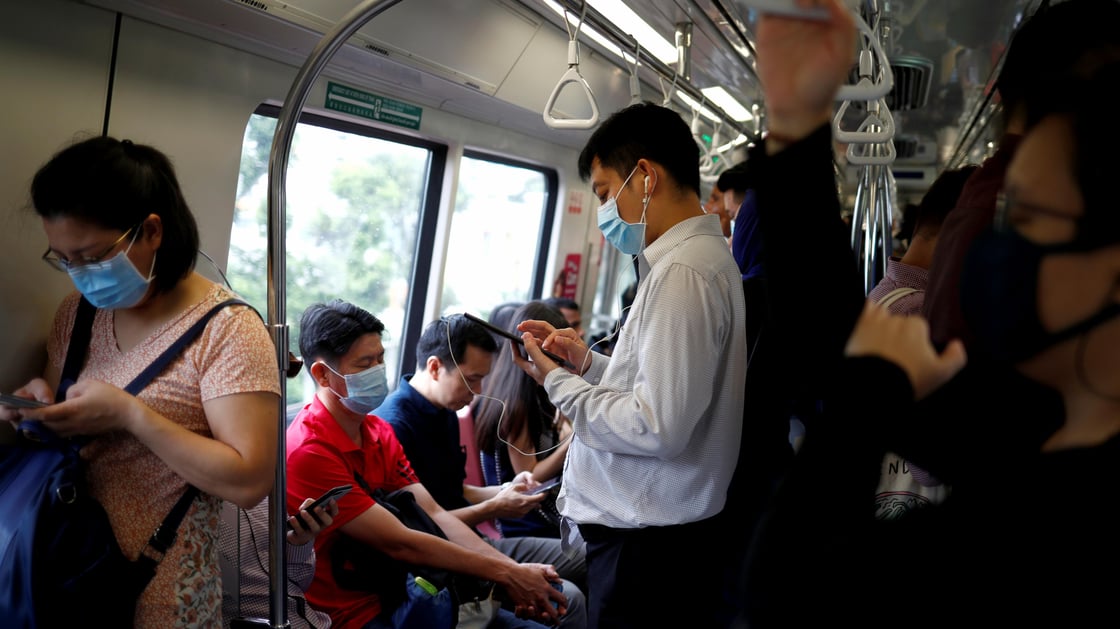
1069, 62, 1120, 247
473, 301, 568, 454
488, 301, 525, 334
998, 0, 1120, 127
30, 136, 200, 295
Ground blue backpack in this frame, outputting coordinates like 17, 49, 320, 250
0, 297, 248, 627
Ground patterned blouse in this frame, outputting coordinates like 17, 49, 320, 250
47, 285, 280, 628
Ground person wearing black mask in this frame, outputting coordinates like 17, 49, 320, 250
737, 2, 1120, 628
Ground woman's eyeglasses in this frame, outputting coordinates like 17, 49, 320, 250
41, 225, 138, 272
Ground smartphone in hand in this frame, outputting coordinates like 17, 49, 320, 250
288, 484, 352, 530
463, 313, 577, 370
525, 477, 561, 495
0, 394, 48, 409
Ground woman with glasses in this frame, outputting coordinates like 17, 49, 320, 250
1, 136, 280, 626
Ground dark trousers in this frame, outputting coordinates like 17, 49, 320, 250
580, 514, 732, 629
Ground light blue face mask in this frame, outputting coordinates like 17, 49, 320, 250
66, 229, 156, 310
322, 362, 389, 415
597, 166, 649, 255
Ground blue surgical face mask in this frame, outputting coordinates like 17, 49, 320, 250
598, 166, 649, 255
66, 229, 156, 310
322, 362, 389, 415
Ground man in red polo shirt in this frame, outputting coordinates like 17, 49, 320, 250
286, 299, 566, 628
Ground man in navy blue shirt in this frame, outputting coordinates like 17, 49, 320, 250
375, 315, 587, 627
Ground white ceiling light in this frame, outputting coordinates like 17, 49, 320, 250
677, 91, 720, 122
587, 0, 677, 64
541, 0, 637, 64
701, 87, 753, 122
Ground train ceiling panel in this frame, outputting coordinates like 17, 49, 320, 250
78, 0, 1043, 168
267, 0, 544, 96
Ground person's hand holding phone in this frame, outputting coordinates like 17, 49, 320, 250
0, 379, 55, 427
287, 487, 346, 545
513, 320, 591, 386
491, 472, 547, 519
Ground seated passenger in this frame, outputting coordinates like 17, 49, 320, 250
286, 300, 568, 629
219, 496, 338, 628
375, 315, 588, 626
473, 301, 574, 539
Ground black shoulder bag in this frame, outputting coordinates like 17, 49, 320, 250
330, 471, 494, 613
0, 297, 250, 627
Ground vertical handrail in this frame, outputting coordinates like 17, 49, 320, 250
264, 0, 404, 626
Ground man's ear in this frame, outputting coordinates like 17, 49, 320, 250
636, 160, 657, 204
425, 355, 443, 379
308, 361, 330, 387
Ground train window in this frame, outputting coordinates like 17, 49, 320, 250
228, 106, 444, 409
440, 151, 558, 319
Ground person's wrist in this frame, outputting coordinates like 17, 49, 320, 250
764, 109, 832, 154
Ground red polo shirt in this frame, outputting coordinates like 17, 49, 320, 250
286, 395, 419, 628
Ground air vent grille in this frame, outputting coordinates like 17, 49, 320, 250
234, 0, 269, 12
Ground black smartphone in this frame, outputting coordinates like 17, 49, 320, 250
463, 313, 577, 370
0, 394, 48, 409
288, 484, 352, 530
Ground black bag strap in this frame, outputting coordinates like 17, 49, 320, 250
122, 298, 251, 395
58, 296, 255, 577
57, 296, 97, 401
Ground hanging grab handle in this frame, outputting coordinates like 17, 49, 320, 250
846, 138, 896, 165
691, 106, 718, 174
835, 13, 894, 102
628, 41, 642, 105
543, 6, 600, 130
834, 99, 895, 144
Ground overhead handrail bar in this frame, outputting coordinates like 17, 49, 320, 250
264, 0, 403, 626
543, 3, 600, 130
692, 0, 760, 83
549, 0, 750, 138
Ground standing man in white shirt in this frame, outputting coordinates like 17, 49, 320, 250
512, 102, 748, 628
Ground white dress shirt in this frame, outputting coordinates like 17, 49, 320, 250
546, 213, 747, 529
